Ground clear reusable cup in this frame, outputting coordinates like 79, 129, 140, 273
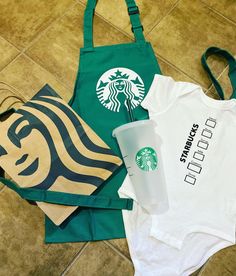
113, 119, 169, 214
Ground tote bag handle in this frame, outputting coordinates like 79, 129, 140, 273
83, 0, 145, 49
201, 47, 236, 100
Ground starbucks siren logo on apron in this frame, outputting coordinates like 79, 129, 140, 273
96, 68, 145, 112
136, 147, 158, 171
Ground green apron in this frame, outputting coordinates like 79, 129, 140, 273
45, 0, 161, 242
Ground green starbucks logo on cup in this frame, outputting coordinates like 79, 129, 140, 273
135, 147, 158, 171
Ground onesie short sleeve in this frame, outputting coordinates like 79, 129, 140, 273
141, 74, 177, 115
141, 74, 200, 116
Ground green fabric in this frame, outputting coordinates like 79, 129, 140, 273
201, 46, 236, 100
0, 85, 132, 213
0, 177, 133, 210
45, 0, 161, 242
83, 0, 145, 48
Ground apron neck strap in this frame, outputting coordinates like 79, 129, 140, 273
201, 47, 236, 100
83, 0, 145, 49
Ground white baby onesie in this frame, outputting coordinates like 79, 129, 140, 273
140, 74, 236, 249
119, 176, 233, 276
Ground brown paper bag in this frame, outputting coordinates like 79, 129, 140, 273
0, 85, 122, 225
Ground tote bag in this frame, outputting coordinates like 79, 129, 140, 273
45, 0, 162, 242
0, 85, 132, 226
201, 47, 236, 100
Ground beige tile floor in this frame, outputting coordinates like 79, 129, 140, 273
0, 0, 236, 275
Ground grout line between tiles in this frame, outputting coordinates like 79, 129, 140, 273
79, 0, 236, 94
77, 0, 86, 7
78, 0, 181, 40
104, 240, 133, 264
78, 0, 135, 42
199, 1, 236, 26
155, 53, 205, 87
1, 0, 228, 103
77, 0, 84, 6
25, 0, 134, 93
78, 0, 205, 88
78, 0, 135, 39
21, 1, 79, 54
0, 52, 21, 75
207, 7, 236, 26
0, 34, 22, 53
0, 1, 78, 55
25, 53, 75, 92
77, 0, 209, 88
61, 242, 90, 276
0, 51, 73, 102
0, 1, 78, 95
4, 0, 206, 94
205, 85, 215, 96
146, 0, 181, 36
0, 56, 29, 102
23, 54, 74, 93
205, 64, 230, 96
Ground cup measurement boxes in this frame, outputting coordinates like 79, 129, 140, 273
184, 118, 216, 185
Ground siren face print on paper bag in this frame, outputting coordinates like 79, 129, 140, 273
0, 85, 122, 224
96, 68, 145, 112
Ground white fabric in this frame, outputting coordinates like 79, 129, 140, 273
141, 74, 236, 249
119, 176, 232, 276
118, 74, 236, 275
